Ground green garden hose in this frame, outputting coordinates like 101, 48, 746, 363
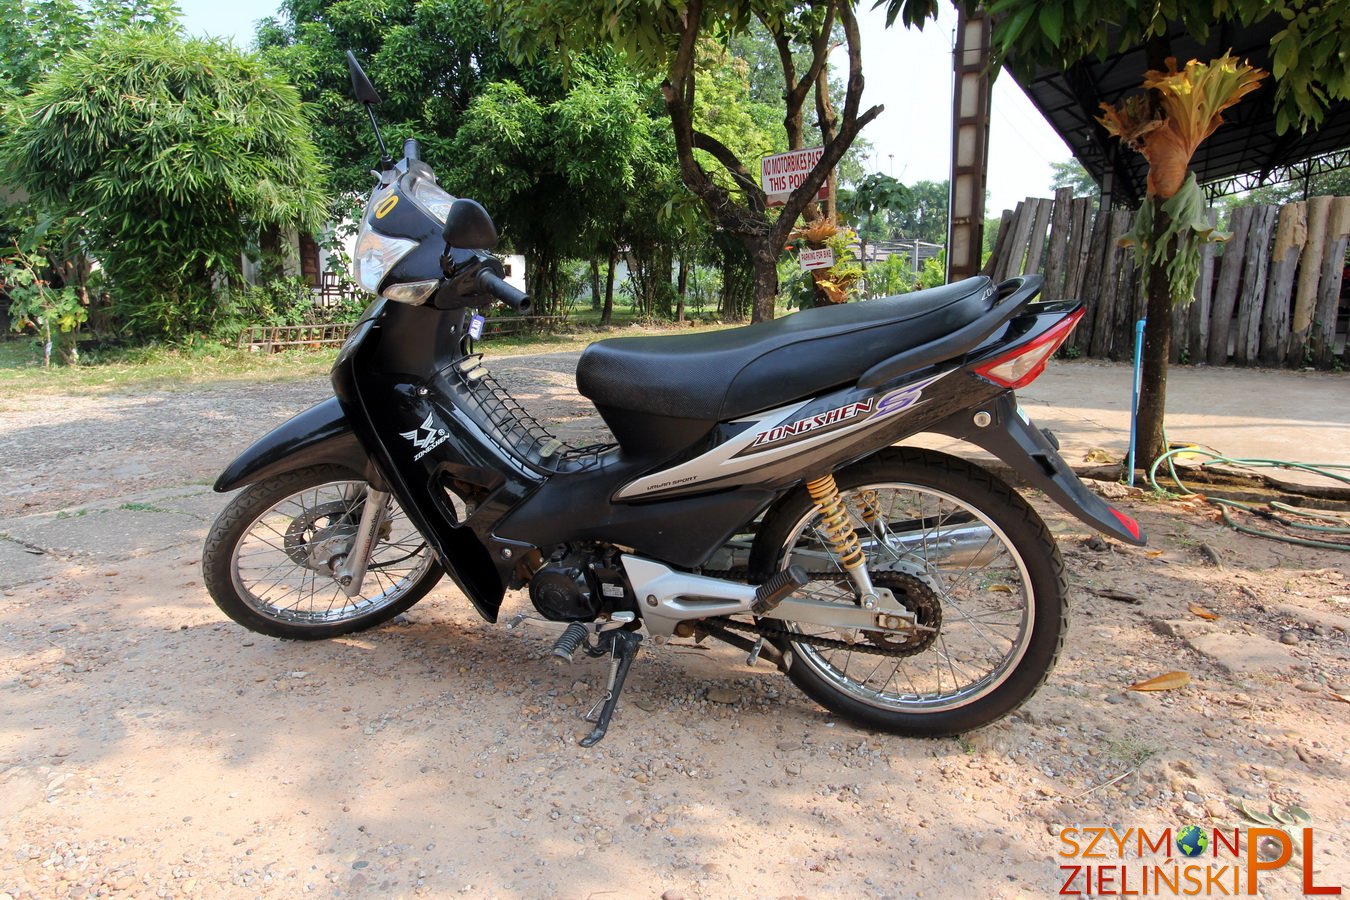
1146, 436, 1350, 551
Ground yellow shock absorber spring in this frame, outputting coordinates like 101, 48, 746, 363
856, 489, 882, 526
805, 474, 865, 571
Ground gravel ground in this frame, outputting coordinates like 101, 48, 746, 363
1, 354, 1348, 899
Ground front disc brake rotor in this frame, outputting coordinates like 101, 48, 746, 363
864, 571, 942, 657
283, 500, 357, 570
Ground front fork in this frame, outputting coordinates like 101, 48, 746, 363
335, 487, 391, 597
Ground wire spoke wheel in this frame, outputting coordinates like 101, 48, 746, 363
204, 466, 442, 640
750, 448, 1066, 736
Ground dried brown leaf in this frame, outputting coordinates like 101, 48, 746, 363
1188, 603, 1220, 621
1128, 671, 1192, 692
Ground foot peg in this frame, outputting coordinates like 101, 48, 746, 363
550, 622, 589, 663
752, 565, 808, 616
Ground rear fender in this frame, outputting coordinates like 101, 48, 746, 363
925, 392, 1146, 545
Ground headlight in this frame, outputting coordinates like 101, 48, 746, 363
353, 228, 417, 294
410, 179, 456, 224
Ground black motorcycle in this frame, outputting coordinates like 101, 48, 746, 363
202, 54, 1145, 746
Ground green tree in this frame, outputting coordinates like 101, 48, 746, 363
882, 0, 1350, 470
892, 178, 950, 244
499, 0, 883, 322
256, 0, 518, 199
1, 239, 87, 366
0, 0, 180, 94
2, 29, 328, 340
445, 62, 681, 319
837, 173, 908, 267
1, 0, 182, 353
1049, 159, 1100, 201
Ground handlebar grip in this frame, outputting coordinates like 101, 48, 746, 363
476, 269, 532, 313
402, 138, 421, 161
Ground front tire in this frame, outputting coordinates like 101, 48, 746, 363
203, 465, 442, 640
749, 447, 1067, 736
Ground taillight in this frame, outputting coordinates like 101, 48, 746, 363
974, 309, 1085, 389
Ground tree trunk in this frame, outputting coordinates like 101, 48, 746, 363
600, 249, 616, 326
1131, 31, 1177, 472
750, 246, 779, 323
589, 258, 601, 310
676, 257, 688, 323
659, 0, 880, 326
1134, 198, 1173, 471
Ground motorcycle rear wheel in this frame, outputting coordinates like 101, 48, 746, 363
202, 465, 442, 640
748, 447, 1067, 736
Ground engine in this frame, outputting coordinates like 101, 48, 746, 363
528, 546, 633, 622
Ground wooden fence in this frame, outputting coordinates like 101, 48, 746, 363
237, 323, 354, 352
983, 188, 1350, 368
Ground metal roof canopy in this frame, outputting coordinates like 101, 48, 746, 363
1010, 16, 1350, 207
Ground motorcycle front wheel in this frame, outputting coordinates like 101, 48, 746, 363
202, 464, 442, 640
748, 447, 1067, 736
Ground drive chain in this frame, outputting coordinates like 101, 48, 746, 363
695, 568, 939, 660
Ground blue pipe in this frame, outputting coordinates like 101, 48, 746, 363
1127, 318, 1146, 486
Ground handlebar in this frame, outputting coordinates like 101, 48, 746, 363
476, 269, 532, 313
403, 138, 421, 161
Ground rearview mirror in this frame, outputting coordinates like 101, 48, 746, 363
345, 51, 382, 106
443, 199, 498, 250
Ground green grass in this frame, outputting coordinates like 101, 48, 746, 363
118, 502, 171, 513
0, 338, 338, 398
0, 318, 737, 399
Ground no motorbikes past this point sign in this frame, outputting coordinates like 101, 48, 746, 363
761, 147, 829, 208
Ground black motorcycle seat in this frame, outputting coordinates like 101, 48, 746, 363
576, 276, 997, 422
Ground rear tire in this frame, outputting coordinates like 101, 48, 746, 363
203, 465, 442, 640
749, 447, 1067, 736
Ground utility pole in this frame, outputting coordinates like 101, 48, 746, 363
947, 8, 992, 281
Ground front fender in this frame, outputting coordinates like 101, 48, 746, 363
214, 397, 370, 493
926, 392, 1146, 545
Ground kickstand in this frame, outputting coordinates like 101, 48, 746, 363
578, 629, 643, 747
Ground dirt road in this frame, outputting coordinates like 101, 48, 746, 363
1, 357, 1347, 899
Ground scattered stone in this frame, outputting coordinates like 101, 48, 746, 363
1185, 632, 1296, 677
661, 891, 686, 900
1084, 536, 1109, 552
1152, 619, 1216, 640
706, 687, 739, 705
1279, 631, 1301, 645
1295, 682, 1321, 693
1274, 603, 1350, 634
